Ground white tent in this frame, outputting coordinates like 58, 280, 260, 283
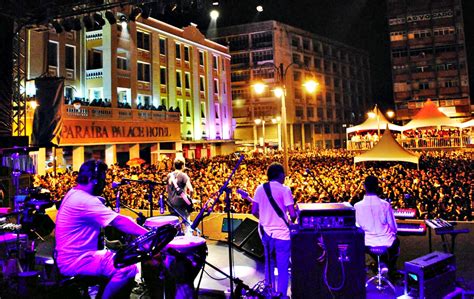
346, 106, 403, 134
402, 99, 461, 131
354, 127, 419, 168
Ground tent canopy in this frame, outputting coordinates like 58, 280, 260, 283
347, 106, 403, 134
402, 99, 460, 131
354, 127, 419, 166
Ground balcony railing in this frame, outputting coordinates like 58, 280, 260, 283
86, 69, 103, 79
63, 105, 180, 122
347, 136, 472, 151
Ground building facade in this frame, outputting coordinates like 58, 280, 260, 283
387, 0, 471, 121
211, 20, 371, 149
25, 9, 233, 173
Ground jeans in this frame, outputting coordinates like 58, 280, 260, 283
261, 228, 291, 297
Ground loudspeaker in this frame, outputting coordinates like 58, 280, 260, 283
291, 228, 366, 299
241, 229, 264, 259
231, 218, 258, 247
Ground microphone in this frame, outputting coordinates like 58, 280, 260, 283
160, 194, 165, 214
111, 179, 129, 188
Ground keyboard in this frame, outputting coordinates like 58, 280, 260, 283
425, 219, 453, 231
396, 219, 426, 235
393, 208, 417, 219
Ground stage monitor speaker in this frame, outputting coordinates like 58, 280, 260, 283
241, 229, 264, 259
231, 218, 258, 247
291, 228, 366, 299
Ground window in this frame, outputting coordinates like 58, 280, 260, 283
175, 43, 181, 59
231, 53, 249, 65
160, 67, 166, 85
65, 45, 75, 70
137, 62, 150, 82
184, 72, 191, 89
213, 55, 218, 70
199, 51, 205, 66
228, 35, 249, 51
136, 31, 150, 50
176, 71, 182, 88
117, 56, 128, 70
184, 46, 190, 62
252, 50, 273, 63
251, 32, 273, 48
159, 38, 166, 55
199, 76, 205, 92
48, 41, 58, 67
213, 78, 219, 94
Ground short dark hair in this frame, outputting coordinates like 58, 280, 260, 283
77, 160, 107, 185
364, 175, 379, 193
267, 162, 285, 181
174, 157, 185, 170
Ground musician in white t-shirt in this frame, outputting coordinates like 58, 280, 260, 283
354, 175, 400, 278
252, 162, 296, 299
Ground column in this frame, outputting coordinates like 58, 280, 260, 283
36, 147, 47, 176
72, 146, 85, 171
105, 144, 117, 166
129, 144, 140, 160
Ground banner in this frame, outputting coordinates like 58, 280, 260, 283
31, 77, 64, 147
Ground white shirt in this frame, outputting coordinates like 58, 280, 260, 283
55, 188, 118, 271
354, 194, 397, 247
253, 181, 294, 240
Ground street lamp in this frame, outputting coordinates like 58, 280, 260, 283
253, 63, 319, 173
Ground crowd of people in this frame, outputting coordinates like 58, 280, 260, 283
33, 149, 473, 221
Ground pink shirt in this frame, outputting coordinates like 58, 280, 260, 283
354, 195, 397, 247
253, 181, 294, 240
55, 188, 118, 271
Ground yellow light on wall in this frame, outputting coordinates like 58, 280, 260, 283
273, 87, 284, 98
253, 82, 266, 94
303, 79, 319, 93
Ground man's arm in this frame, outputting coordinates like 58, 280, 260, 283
111, 214, 148, 236
251, 202, 259, 219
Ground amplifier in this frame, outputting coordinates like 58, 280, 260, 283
404, 251, 456, 299
298, 203, 355, 230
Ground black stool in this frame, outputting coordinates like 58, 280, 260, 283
365, 246, 395, 292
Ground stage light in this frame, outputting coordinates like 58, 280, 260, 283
61, 18, 73, 32
93, 12, 106, 27
82, 15, 94, 30
72, 18, 82, 31
129, 7, 142, 21
105, 11, 116, 25
141, 6, 151, 19
51, 20, 63, 33
210, 9, 219, 20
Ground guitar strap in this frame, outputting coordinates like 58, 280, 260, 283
263, 182, 290, 229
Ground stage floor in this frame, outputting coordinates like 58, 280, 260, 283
30, 222, 474, 298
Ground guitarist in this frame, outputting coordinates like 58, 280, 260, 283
167, 156, 194, 235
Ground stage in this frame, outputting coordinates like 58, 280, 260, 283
29, 222, 474, 298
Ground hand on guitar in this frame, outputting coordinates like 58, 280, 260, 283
237, 188, 254, 202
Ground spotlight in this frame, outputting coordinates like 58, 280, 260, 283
82, 15, 94, 30
93, 13, 106, 27
61, 18, 73, 32
51, 20, 63, 33
210, 9, 219, 20
72, 18, 82, 31
141, 6, 151, 19
129, 7, 142, 21
105, 11, 116, 25
256, 5, 263, 12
